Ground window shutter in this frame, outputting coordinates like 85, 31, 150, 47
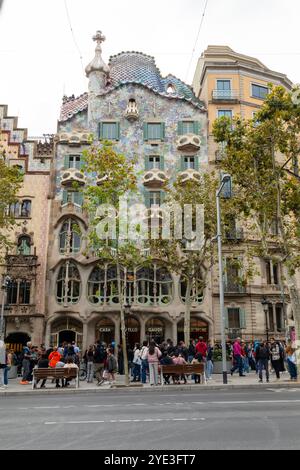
99, 123, 103, 140
74, 192, 83, 206
160, 191, 165, 204
181, 156, 186, 171
160, 123, 165, 141
224, 308, 229, 329
116, 122, 120, 141
160, 155, 165, 170
239, 308, 246, 329
79, 156, 84, 170
143, 123, 148, 141
193, 121, 200, 135
145, 156, 150, 171
64, 155, 69, 169
62, 190, 68, 205
178, 121, 184, 135
194, 156, 199, 171
144, 192, 150, 209
76, 157, 81, 170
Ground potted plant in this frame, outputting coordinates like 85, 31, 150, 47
212, 345, 232, 374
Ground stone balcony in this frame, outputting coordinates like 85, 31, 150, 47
61, 167, 86, 187
143, 168, 168, 188
177, 134, 201, 152
178, 168, 201, 184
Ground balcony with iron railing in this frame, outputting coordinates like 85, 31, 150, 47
212, 89, 240, 102
225, 228, 244, 242
224, 281, 246, 294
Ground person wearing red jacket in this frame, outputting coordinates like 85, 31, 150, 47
195, 337, 207, 358
49, 347, 61, 368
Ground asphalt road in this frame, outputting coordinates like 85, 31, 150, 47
1, 388, 300, 450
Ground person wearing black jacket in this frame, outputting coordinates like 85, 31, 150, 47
35, 355, 49, 389
256, 341, 270, 383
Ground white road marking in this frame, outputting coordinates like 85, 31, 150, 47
44, 417, 206, 425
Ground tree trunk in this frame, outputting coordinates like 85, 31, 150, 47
116, 261, 129, 386
184, 278, 192, 346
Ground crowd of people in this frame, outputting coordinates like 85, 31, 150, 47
0, 335, 299, 390
229, 337, 298, 383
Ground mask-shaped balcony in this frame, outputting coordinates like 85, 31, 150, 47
143, 168, 168, 188
61, 168, 86, 187
125, 99, 139, 121
178, 168, 201, 184
177, 134, 201, 152
96, 174, 112, 186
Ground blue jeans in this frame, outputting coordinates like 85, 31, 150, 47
231, 355, 243, 376
132, 363, 141, 381
4, 366, 10, 385
206, 360, 213, 379
258, 359, 269, 381
141, 359, 149, 384
287, 360, 297, 379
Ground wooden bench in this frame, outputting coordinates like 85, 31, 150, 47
32, 368, 79, 389
160, 363, 206, 385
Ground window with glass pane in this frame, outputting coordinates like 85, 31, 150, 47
106, 266, 119, 304
102, 123, 118, 140
217, 80, 231, 91
68, 155, 81, 169
252, 84, 268, 99
218, 110, 233, 119
9, 202, 20, 218
21, 200, 31, 218
19, 281, 31, 304
183, 156, 195, 170
149, 156, 161, 169
149, 191, 161, 206
7, 281, 18, 304
87, 268, 106, 304
182, 121, 195, 134
59, 219, 81, 254
137, 267, 155, 305
228, 308, 240, 329
268, 304, 275, 331
276, 304, 283, 332
147, 123, 162, 140
18, 236, 31, 255
56, 262, 81, 305
180, 278, 203, 304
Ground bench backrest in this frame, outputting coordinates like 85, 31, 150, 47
33, 368, 78, 379
161, 363, 204, 375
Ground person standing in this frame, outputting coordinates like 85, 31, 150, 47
0, 340, 6, 390
20, 341, 32, 385
270, 338, 282, 380
84, 345, 95, 383
286, 345, 298, 381
3, 348, 13, 388
132, 343, 141, 382
146, 341, 162, 386
195, 337, 207, 359
107, 349, 118, 384
206, 340, 214, 380
256, 341, 270, 383
140, 340, 149, 384
230, 338, 246, 377
94, 341, 107, 386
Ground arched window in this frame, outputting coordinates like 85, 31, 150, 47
107, 266, 120, 304
56, 262, 81, 305
18, 236, 31, 255
180, 278, 204, 304
21, 200, 31, 218
59, 219, 81, 254
137, 265, 173, 305
87, 268, 105, 304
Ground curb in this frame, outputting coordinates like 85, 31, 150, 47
1, 382, 300, 398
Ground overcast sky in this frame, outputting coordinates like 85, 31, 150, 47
0, 0, 300, 136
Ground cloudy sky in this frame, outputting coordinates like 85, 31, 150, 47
0, 0, 300, 136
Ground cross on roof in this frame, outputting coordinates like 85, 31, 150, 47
93, 31, 106, 45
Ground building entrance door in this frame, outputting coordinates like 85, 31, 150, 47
177, 318, 209, 343
96, 318, 115, 346
145, 318, 165, 345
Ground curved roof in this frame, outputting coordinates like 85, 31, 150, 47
60, 52, 205, 121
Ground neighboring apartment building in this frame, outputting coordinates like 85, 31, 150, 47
45, 32, 209, 350
0, 105, 52, 349
193, 46, 294, 341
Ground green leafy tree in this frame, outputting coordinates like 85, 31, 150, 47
0, 152, 23, 256
82, 141, 143, 386
213, 85, 300, 362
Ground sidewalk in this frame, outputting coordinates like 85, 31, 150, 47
1, 371, 299, 396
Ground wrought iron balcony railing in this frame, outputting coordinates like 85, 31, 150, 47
212, 89, 239, 101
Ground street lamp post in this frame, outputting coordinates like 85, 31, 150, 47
0, 276, 11, 341
216, 173, 232, 385
261, 297, 270, 342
